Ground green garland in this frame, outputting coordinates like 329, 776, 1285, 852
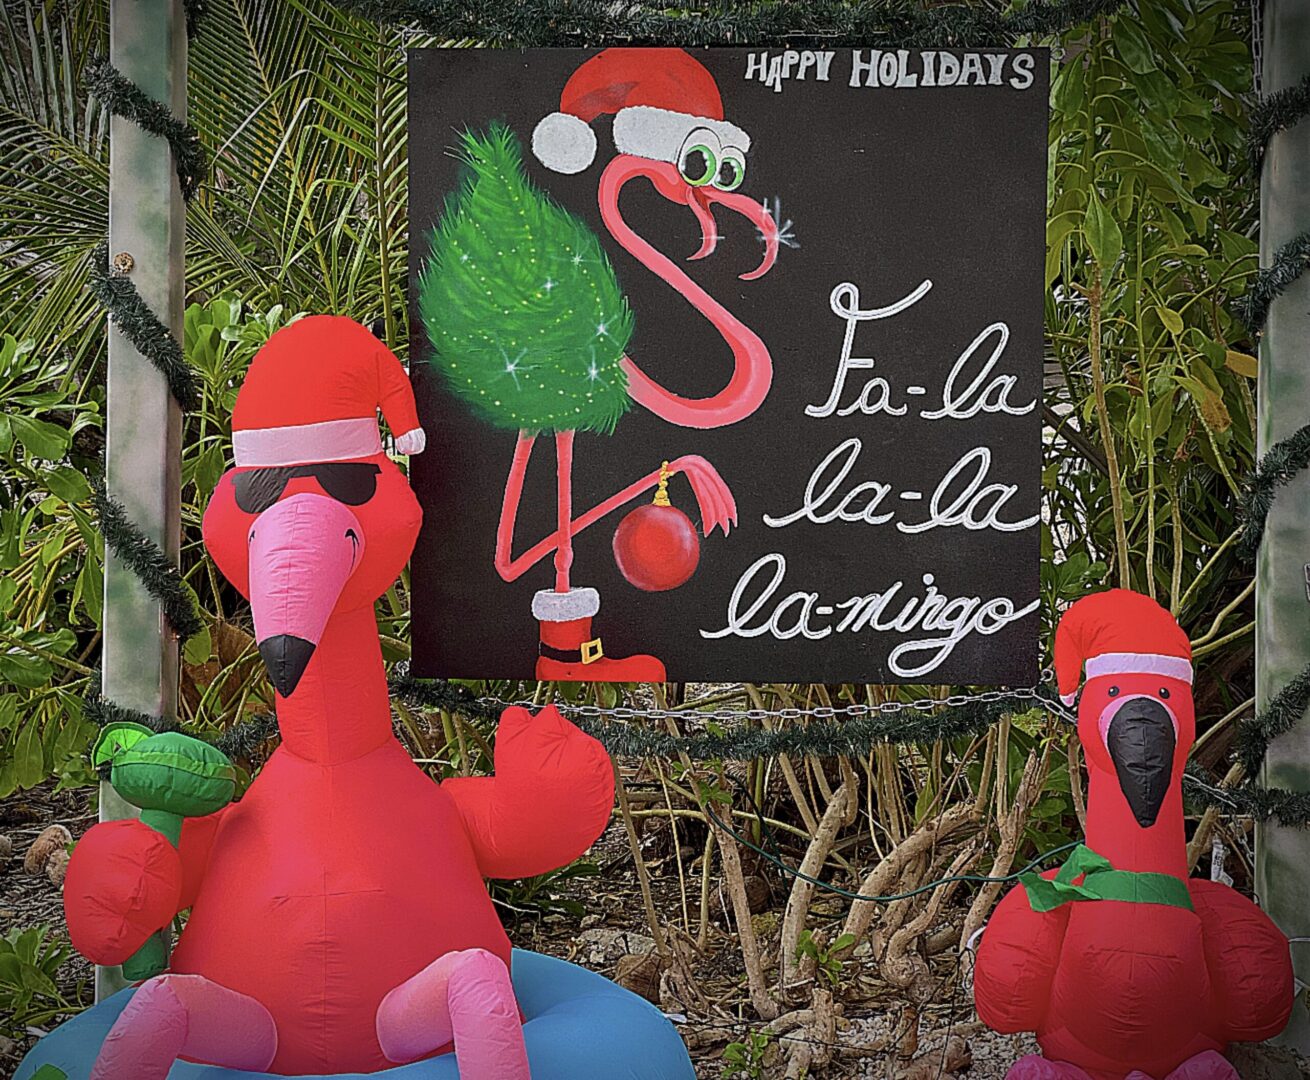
390, 671, 497, 719
338, 0, 1123, 47
1183, 763, 1310, 828
88, 241, 200, 411
211, 713, 279, 761
572, 695, 1017, 760
183, 0, 209, 38
389, 670, 1072, 759
84, 58, 207, 203
1237, 231, 1310, 337
1238, 421, 1310, 561
91, 476, 203, 643
82, 671, 178, 735
1248, 72, 1310, 175
1236, 665, 1310, 780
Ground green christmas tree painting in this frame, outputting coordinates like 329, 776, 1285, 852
419, 48, 779, 682
420, 124, 634, 437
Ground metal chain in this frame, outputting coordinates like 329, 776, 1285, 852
475, 669, 1079, 726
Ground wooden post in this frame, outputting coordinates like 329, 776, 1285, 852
1254, 0, 1310, 1053
98, 0, 187, 1001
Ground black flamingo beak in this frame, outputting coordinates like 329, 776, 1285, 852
258, 635, 317, 699
1106, 697, 1176, 828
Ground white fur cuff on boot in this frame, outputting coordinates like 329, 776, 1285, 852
532, 587, 600, 622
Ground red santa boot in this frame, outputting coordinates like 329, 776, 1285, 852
533, 587, 666, 682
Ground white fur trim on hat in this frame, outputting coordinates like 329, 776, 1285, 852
233, 417, 382, 467
613, 105, 751, 165
532, 587, 600, 622
532, 112, 598, 174
1084, 652, 1193, 684
1060, 691, 1078, 707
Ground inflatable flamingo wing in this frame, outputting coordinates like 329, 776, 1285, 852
1189, 878, 1296, 1044
64, 819, 183, 966
444, 705, 615, 879
973, 869, 1071, 1035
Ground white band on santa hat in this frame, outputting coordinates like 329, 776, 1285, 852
1060, 651, 1194, 706
613, 106, 751, 163
233, 417, 382, 468
1085, 652, 1194, 685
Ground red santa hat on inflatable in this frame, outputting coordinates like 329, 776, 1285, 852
531, 47, 751, 175
1053, 589, 1193, 706
231, 315, 425, 467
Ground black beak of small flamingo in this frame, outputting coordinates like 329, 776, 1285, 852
1105, 697, 1176, 828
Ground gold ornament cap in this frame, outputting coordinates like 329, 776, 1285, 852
652, 461, 672, 507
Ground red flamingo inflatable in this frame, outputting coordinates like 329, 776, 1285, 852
424, 49, 779, 682
64, 317, 615, 1078
974, 589, 1293, 1079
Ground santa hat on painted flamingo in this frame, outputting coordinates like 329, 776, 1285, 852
1053, 589, 1193, 706
531, 47, 752, 175
231, 315, 425, 468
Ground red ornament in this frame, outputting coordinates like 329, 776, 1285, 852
613, 463, 700, 591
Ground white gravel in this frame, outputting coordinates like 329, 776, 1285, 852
834, 1013, 1037, 1079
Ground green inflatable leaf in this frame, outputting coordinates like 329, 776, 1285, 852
90, 721, 156, 769
110, 732, 237, 817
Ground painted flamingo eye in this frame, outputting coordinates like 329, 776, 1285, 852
715, 155, 745, 191
1107, 686, 1120, 697
1159, 687, 1170, 699
679, 144, 716, 186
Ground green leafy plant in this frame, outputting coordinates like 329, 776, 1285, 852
489, 858, 602, 921
0, 925, 81, 1036
0, 330, 102, 797
721, 1029, 774, 1079
794, 929, 856, 986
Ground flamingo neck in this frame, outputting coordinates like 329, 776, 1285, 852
274, 605, 394, 765
600, 168, 771, 430
1084, 770, 1188, 879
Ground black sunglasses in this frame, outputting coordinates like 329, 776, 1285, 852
232, 462, 382, 515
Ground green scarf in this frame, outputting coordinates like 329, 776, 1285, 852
1021, 843, 1194, 913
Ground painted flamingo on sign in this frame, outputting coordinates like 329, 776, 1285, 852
420, 48, 779, 682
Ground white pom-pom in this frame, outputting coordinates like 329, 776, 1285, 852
531, 112, 597, 174
395, 428, 426, 455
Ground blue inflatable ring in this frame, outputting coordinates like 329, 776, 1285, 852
16, 949, 695, 1080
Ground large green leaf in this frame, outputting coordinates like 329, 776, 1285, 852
1112, 15, 1156, 74
1083, 189, 1123, 269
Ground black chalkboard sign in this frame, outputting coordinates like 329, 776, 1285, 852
408, 47, 1047, 685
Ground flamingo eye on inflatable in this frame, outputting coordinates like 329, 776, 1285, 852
1107, 685, 1120, 697
1159, 687, 1170, 698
